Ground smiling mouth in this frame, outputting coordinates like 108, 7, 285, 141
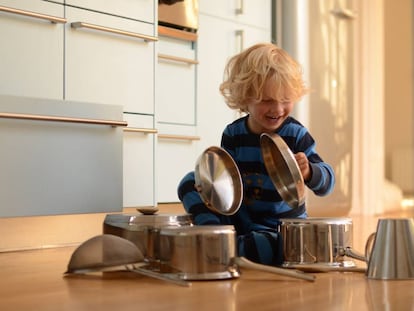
267, 115, 281, 120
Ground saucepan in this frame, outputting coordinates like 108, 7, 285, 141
158, 225, 315, 282
103, 210, 193, 262
280, 217, 367, 272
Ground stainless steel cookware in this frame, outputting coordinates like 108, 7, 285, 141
194, 146, 243, 215
260, 133, 305, 210
65, 234, 189, 287
103, 212, 193, 261
366, 218, 414, 280
158, 225, 315, 281
280, 217, 365, 270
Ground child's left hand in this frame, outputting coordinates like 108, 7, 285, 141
294, 152, 311, 181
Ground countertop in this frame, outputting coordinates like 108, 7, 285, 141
1, 243, 413, 310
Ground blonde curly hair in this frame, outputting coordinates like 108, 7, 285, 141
219, 43, 309, 113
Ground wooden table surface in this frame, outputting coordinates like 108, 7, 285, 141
0, 245, 413, 311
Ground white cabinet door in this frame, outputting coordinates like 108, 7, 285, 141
123, 114, 156, 207
157, 36, 197, 125
156, 124, 199, 203
65, 6, 156, 114
0, 95, 124, 217
65, 0, 155, 23
199, 0, 271, 29
197, 14, 271, 151
0, 0, 64, 99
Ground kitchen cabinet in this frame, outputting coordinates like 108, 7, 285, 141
157, 35, 197, 125
63, 2, 157, 208
155, 28, 199, 203
123, 113, 156, 207
0, 94, 125, 217
156, 124, 199, 202
0, 0, 65, 99
197, 0, 271, 151
64, 5, 156, 115
0, 0, 158, 212
198, 0, 271, 29
64, 0, 154, 24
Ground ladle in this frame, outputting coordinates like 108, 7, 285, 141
65, 234, 190, 287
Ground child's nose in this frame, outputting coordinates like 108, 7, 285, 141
270, 101, 284, 113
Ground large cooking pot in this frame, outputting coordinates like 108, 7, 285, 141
158, 225, 315, 281
159, 225, 239, 280
103, 212, 193, 261
280, 217, 366, 270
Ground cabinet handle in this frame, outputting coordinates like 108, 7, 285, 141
158, 134, 200, 141
158, 25, 197, 42
123, 127, 158, 134
235, 29, 244, 53
0, 5, 66, 24
158, 54, 199, 65
235, 0, 244, 15
71, 22, 158, 42
0, 112, 127, 127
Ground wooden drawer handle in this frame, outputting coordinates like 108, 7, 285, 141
158, 134, 200, 141
123, 127, 158, 134
158, 53, 198, 65
71, 22, 158, 42
0, 5, 66, 24
158, 25, 197, 42
0, 112, 127, 127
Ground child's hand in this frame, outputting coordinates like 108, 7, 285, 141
294, 152, 311, 181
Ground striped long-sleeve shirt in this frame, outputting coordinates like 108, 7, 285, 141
220, 115, 335, 232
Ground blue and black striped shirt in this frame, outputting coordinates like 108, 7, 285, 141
220, 115, 335, 231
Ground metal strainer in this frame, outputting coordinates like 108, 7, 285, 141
65, 234, 190, 287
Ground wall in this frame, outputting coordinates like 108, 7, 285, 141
280, 0, 396, 215
384, 0, 414, 195
280, 0, 356, 216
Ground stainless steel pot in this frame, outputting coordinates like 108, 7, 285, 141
158, 225, 315, 281
103, 212, 193, 261
280, 217, 366, 270
159, 225, 239, 280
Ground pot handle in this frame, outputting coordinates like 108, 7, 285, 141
234, 257, 316, 282
340, 231, 377, 263
342, 247, 367, 262
365, 232, 376, 261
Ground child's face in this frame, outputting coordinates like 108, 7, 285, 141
246, 80, 295, 134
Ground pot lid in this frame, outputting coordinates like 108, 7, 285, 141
194, 146, 243, 215
260, 133, 306, 210
103, 213, 193, 229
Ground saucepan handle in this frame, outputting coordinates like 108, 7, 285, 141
234, 257, 316, 282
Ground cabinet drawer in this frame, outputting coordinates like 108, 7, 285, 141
0, 95, 124, 217
199, 0, 271, 29
157, 37, 197, 125
65, 6, 156, 114
65, 0, 154, 23
0, 0, 64, 99
123, 113, 156, 207
156, 124, 199, 203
